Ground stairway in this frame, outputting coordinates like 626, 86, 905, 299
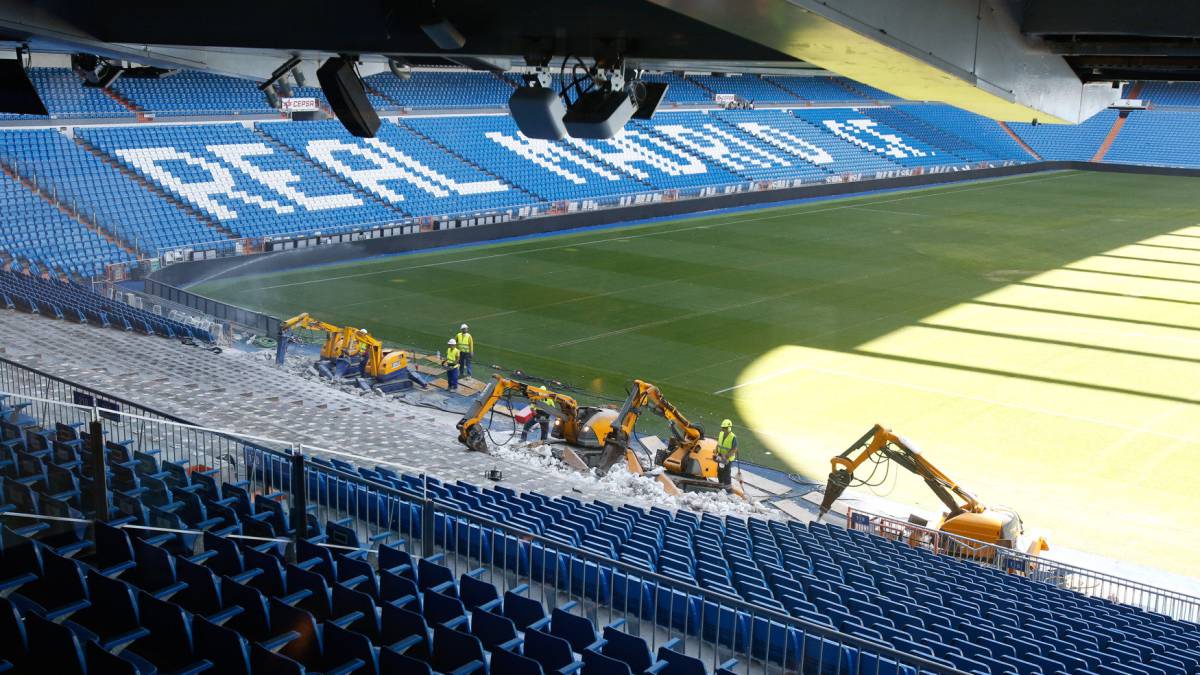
1091, 111, 1130, 162
997, 121, 1042, 160
71, 136, 240, 242
0, 159, 139, 260
101, 87, 145, 119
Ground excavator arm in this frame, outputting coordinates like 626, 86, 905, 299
597, 379, 705, 474
457, 375, 581, 453
277, 313, 357, 364
818, 424, 983, 520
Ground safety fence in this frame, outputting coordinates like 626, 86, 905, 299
0, 358, 963, 674
3, 353, 1197, 672
845, 508, 1200, 623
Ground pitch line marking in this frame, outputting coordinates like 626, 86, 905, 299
252, 172, 1082, 291
712, 358, 1200, 446
849, 205, 929, 217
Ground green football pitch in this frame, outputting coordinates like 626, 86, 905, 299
196, 170, 1200, 575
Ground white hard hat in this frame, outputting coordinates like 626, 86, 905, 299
447, 338, 457, 346
460, 323, 468, 330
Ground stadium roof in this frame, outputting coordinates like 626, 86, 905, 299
2, 0, 1199, 123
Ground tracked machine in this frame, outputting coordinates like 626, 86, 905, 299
818, 424, 1046, 557
596, 379, 743, 497
456, 375, 645, 473
276, 312, 409, 382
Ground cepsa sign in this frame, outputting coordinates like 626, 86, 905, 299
281, 97, 320, 113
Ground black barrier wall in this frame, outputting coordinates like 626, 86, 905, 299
145, 161, 1200, 329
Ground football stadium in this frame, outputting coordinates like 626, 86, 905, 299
0, 2, 1198, 673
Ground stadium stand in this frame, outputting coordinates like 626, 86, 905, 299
857, 107, 998, 163
1006, 109, 1121, 162
686, 74, 799, 103
888, 104, 1032, 162
833, 78, 897, 101
766, 76, 870, 102
0, 270, 211, 339
791, 108, 947, 168
25, 68, 133, 120
79, 123, 406, 237
2, 390, 1197, 674
0, 129, 230, 255
365, 69, 514, 109
640, 72, 718, 105
0, 171, 131, 277
1134, 81, 1200, 108
260, 119, 534, 217
110, 70, 277, 117
406, 113, 657, 200
1103, 110, 1200, 168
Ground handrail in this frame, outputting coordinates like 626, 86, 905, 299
847, 507, 1200, 622
2, 353, 1195, 631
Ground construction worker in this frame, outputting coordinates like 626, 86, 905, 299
444, 338, 460, 392
521, 408, 551, 443
716, 419, 739, 486
455, 323, 474, 377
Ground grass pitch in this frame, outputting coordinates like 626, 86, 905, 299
197, 171, 1200, 575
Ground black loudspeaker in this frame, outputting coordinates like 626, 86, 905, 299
509, 87, 567, 140
632, 82, 669, 120
0, 59, 48, 116
563, 89, 636, 139
317, 57, 380, 138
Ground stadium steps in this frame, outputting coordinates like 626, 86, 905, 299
0, 157, 139, 268
70, 134, 240, 243
250, 126, 407, 215
1091, 110, 1130, 162
100, 86, 142, 117
997, 120, 1042, 160
396, 119, 548, 204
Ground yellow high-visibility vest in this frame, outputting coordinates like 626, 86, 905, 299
455, 332, 473, 353
445, 347, 460, 366
717, 430, 737, 460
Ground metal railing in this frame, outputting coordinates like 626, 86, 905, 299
846, 508, 1200, 623
0, 365, 961, 673
4, 354, 1197, 673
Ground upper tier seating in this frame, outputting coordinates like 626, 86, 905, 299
112, 71, 277, 117
685, 75, 799, 103
0, 129, 228, 255
1104, 110, 1200, 168
1008, 109, 1120, 161
0, 270, 212, 340
833, 78, 896, 101
765, 76, 869, 102
365, 70, 515, 109
27, 68, 132, 120
79, 124, 406, 238
639, 73, 717, 105
889, 104, 1032, 162
1135, 82, 1200, 108
0, 172, 131, 277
